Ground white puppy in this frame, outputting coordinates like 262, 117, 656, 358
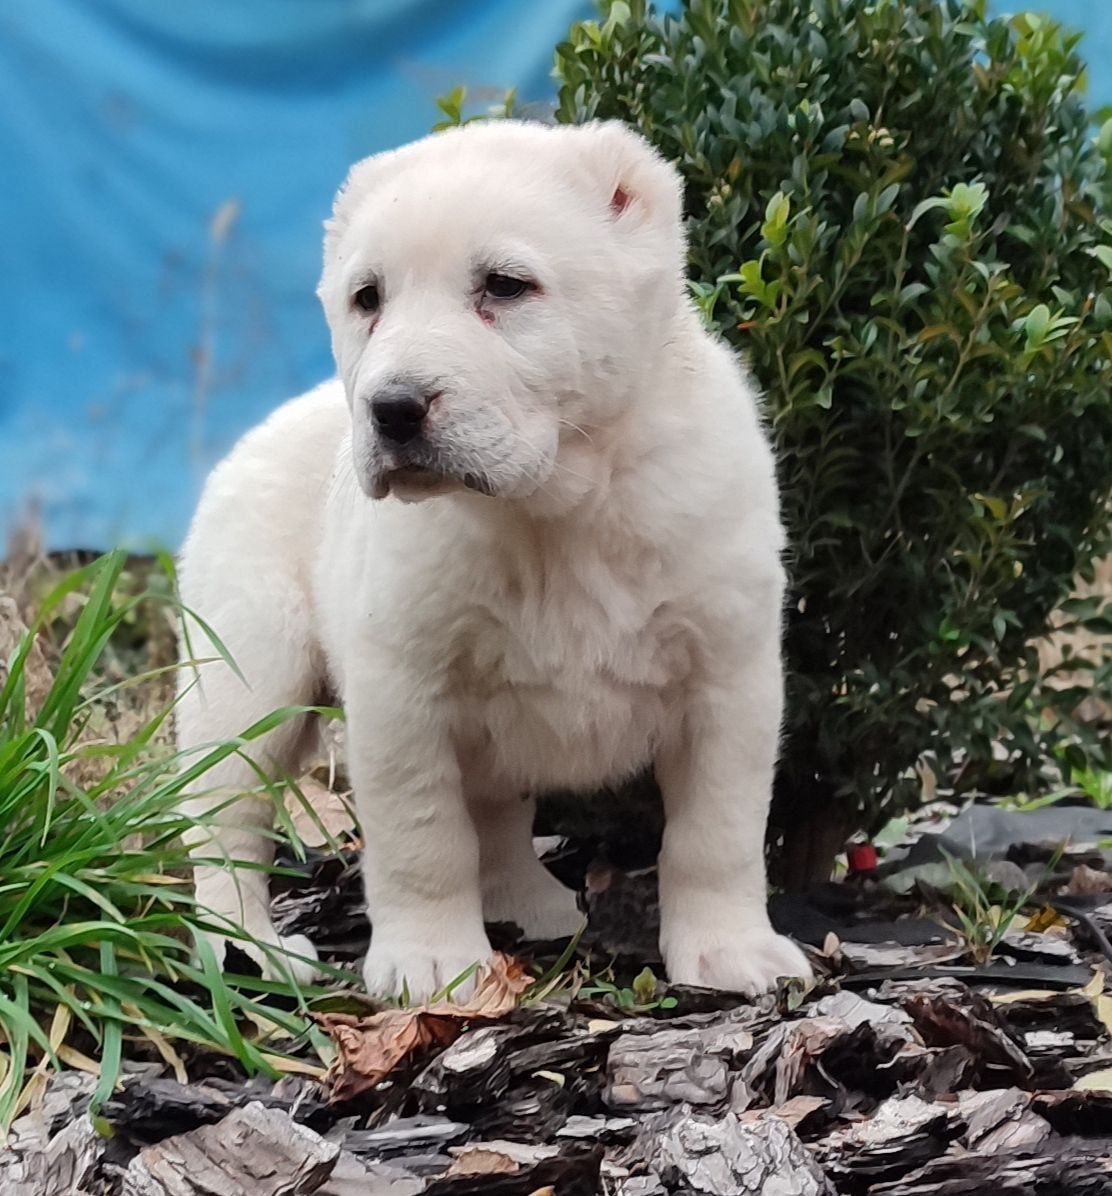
176, 119, 811, 1000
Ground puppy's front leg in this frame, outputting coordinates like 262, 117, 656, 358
656, 639, 811, 995
346, 670, 492, 1001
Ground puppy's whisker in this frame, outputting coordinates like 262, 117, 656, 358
328, 444, 362, 507
557, 416, 597, 445
509, 427, 596, 488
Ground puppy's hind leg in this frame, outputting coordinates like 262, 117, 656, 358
176, 571, 322, 986
471, 794, 585, 942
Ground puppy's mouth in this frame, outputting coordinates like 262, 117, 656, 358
373, 462, 495, 502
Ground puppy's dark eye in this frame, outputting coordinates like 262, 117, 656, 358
353, 284, 380, 313
484, 273, 530, 301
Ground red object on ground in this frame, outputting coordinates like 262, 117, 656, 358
847, 843, 878, 874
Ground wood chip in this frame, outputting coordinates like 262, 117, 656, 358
122, 1101, 339, 1195
645, 1109, 832, 1195
605, 1022, 753, 1111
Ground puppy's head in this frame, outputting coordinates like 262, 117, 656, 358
317, 120, 686, 505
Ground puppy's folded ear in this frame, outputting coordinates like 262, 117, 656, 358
570, 121, 685, 237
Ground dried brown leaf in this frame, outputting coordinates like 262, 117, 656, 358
285, 775, 356, 847
1023, 905, 1066, 932
446, 1148, 521, 1177
452, 952, 533, 1018
315, 1008, 459, 1100
314, 953, 531, 1099
1066, 865, 1112, 896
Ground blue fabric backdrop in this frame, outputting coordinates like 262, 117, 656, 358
0, 0, 599, 548
1, 1, 1108, 550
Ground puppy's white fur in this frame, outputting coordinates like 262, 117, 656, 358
176, 120, 811, 998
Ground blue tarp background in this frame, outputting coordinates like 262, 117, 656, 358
1, 1, 1109, 550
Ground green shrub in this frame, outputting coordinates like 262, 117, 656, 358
553, 0, 1112, 882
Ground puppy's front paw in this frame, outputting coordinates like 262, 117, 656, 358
362, 929, 494, 1003
663, 924, 812, 996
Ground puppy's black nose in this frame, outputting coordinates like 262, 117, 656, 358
371, 387, 429, 445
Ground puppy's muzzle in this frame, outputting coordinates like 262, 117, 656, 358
370, 382, 432, 446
